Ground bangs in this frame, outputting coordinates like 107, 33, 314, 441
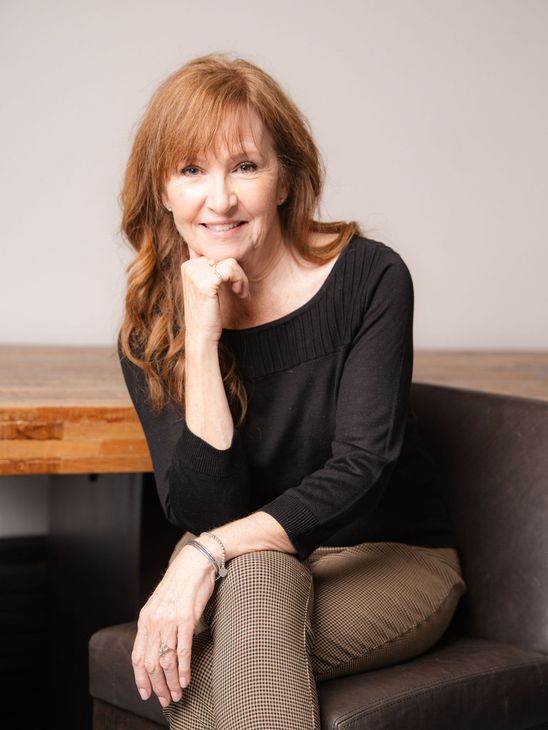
162, 97, 262, 177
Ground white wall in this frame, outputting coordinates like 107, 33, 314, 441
1, 0, 547, 349
1, 0, 547, 535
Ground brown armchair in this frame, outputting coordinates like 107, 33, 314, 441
89, 383, 548, 728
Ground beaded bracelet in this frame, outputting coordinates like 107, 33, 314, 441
200, 531, 227, 577
187, 532, 228, 579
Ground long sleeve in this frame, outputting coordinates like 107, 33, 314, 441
117, 340, 252, 533
258, 254, 414, 561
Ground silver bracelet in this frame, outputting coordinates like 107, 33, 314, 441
187, 540, 220, 577
200, 531, 228, 577
188, 538, 227, 579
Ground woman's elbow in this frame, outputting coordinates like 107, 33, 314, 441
166, 485, 251, 533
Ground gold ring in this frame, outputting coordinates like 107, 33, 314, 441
208, 260, 223, 282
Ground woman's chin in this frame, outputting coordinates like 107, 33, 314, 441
204, 241, 254, 263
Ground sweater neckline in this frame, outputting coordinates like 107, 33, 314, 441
221, 234, 357, 336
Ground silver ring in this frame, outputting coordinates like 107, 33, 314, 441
208, 259, 223, 282
158, 642, 173, 657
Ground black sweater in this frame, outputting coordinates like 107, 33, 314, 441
119, 234, 457, 561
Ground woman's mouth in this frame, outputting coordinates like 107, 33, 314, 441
201, 221, 247, 235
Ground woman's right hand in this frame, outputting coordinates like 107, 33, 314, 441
180, 252, 250, 345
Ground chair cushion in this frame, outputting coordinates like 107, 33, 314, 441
89, 622, 548, 729
318, 634, 548, 729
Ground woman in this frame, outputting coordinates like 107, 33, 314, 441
118, 53, 466, 730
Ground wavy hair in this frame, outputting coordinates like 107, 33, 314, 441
118, 52, 362, 426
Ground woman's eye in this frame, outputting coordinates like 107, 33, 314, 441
179, 162, 257, 176
238, 162, 257, 173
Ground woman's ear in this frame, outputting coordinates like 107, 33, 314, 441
277, 181, 289, 206
277, 167, 289, 206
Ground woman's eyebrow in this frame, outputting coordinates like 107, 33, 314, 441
183, 147, 262, 164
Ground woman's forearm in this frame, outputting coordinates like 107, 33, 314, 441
183, 338, 296, 561
184, 338, 234, 450
179, 510, 297, 567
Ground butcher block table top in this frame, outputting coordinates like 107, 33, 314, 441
0, 345, 547, 476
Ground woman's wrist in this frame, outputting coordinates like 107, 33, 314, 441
177, 543, 218, 579
185, 333, 219, 355
197, 532, 227, 575
198, 532, 222, 558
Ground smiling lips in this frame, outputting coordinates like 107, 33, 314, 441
202, 221, 246, 233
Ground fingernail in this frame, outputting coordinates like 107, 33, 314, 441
159, 696, 170, 708
180, 676, 188, 688
171, 690, 182, 702
139, 688, 149, 700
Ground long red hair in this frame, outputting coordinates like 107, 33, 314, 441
118, 53, 361, 425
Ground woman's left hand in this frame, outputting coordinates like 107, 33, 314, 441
131, 544, 217, 708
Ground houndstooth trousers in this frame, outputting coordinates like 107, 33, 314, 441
162, 530, 466, 730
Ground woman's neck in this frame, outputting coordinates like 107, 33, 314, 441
218, 232, 338, 329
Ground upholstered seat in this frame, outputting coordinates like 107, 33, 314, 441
89, 621, 548, 728
89, 384, 548, 728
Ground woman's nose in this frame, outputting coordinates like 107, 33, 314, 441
206, 175, 237, 213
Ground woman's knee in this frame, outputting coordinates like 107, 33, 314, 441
203, 549, 313, 627
226, 549, 311, 599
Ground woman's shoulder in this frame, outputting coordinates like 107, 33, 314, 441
351, 233, 408, 264
298, 230, 407, 284
331, 235, 414, 334
333, 233, 412, 290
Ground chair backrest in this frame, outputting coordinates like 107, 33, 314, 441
411, 383, 548, 655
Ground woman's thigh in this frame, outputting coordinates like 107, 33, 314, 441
304, 541, 466, 683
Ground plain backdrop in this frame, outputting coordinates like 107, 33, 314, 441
1, 0, 547, 536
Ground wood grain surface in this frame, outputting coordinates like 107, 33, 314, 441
413, 350, 548, 403
1, 345, 546, 475
0, 345, 150, 475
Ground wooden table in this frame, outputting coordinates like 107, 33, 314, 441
414, 350, 548, 402
1, 344, 547, 729
1, 345, 547, 476
0, 345, 150, 475
0, 346, 156, 728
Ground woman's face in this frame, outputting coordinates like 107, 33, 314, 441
162, 109, 288, 265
